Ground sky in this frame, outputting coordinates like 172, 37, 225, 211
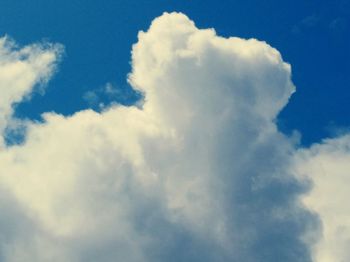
0, 1, 350, 262
1, 0, 349, 145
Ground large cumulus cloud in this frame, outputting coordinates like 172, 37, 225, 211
0, 12, 319, 262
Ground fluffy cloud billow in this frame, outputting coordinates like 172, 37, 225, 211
1, 12, 345, 262
293, 135, 350, 262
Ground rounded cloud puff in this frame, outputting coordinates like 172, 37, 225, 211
0, 12, 317, 262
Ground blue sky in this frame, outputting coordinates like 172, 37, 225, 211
1, 1, 350, 262
1, 0, 349, 145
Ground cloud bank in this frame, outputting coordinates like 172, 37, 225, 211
0, 12, 346, 262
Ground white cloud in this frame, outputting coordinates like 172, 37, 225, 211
294, 134, 350, 262
0, 13, 316, 261
0, 37, 62, 147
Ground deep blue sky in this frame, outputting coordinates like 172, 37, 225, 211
1, 0, 349, 145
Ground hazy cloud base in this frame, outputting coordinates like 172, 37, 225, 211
0, 13, 347, 262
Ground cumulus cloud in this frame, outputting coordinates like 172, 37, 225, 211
294, 134, 350, 262
0, 12, 319, 261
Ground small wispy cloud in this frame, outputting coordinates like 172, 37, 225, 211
83, 82, 140, 110
292, 14, 320, 34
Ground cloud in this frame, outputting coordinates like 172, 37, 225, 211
293, 135, 350, 262
292, 15, 320, 34
0, 37, 62, 146
82, 82, 139, 110
0, 13, 317, 261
